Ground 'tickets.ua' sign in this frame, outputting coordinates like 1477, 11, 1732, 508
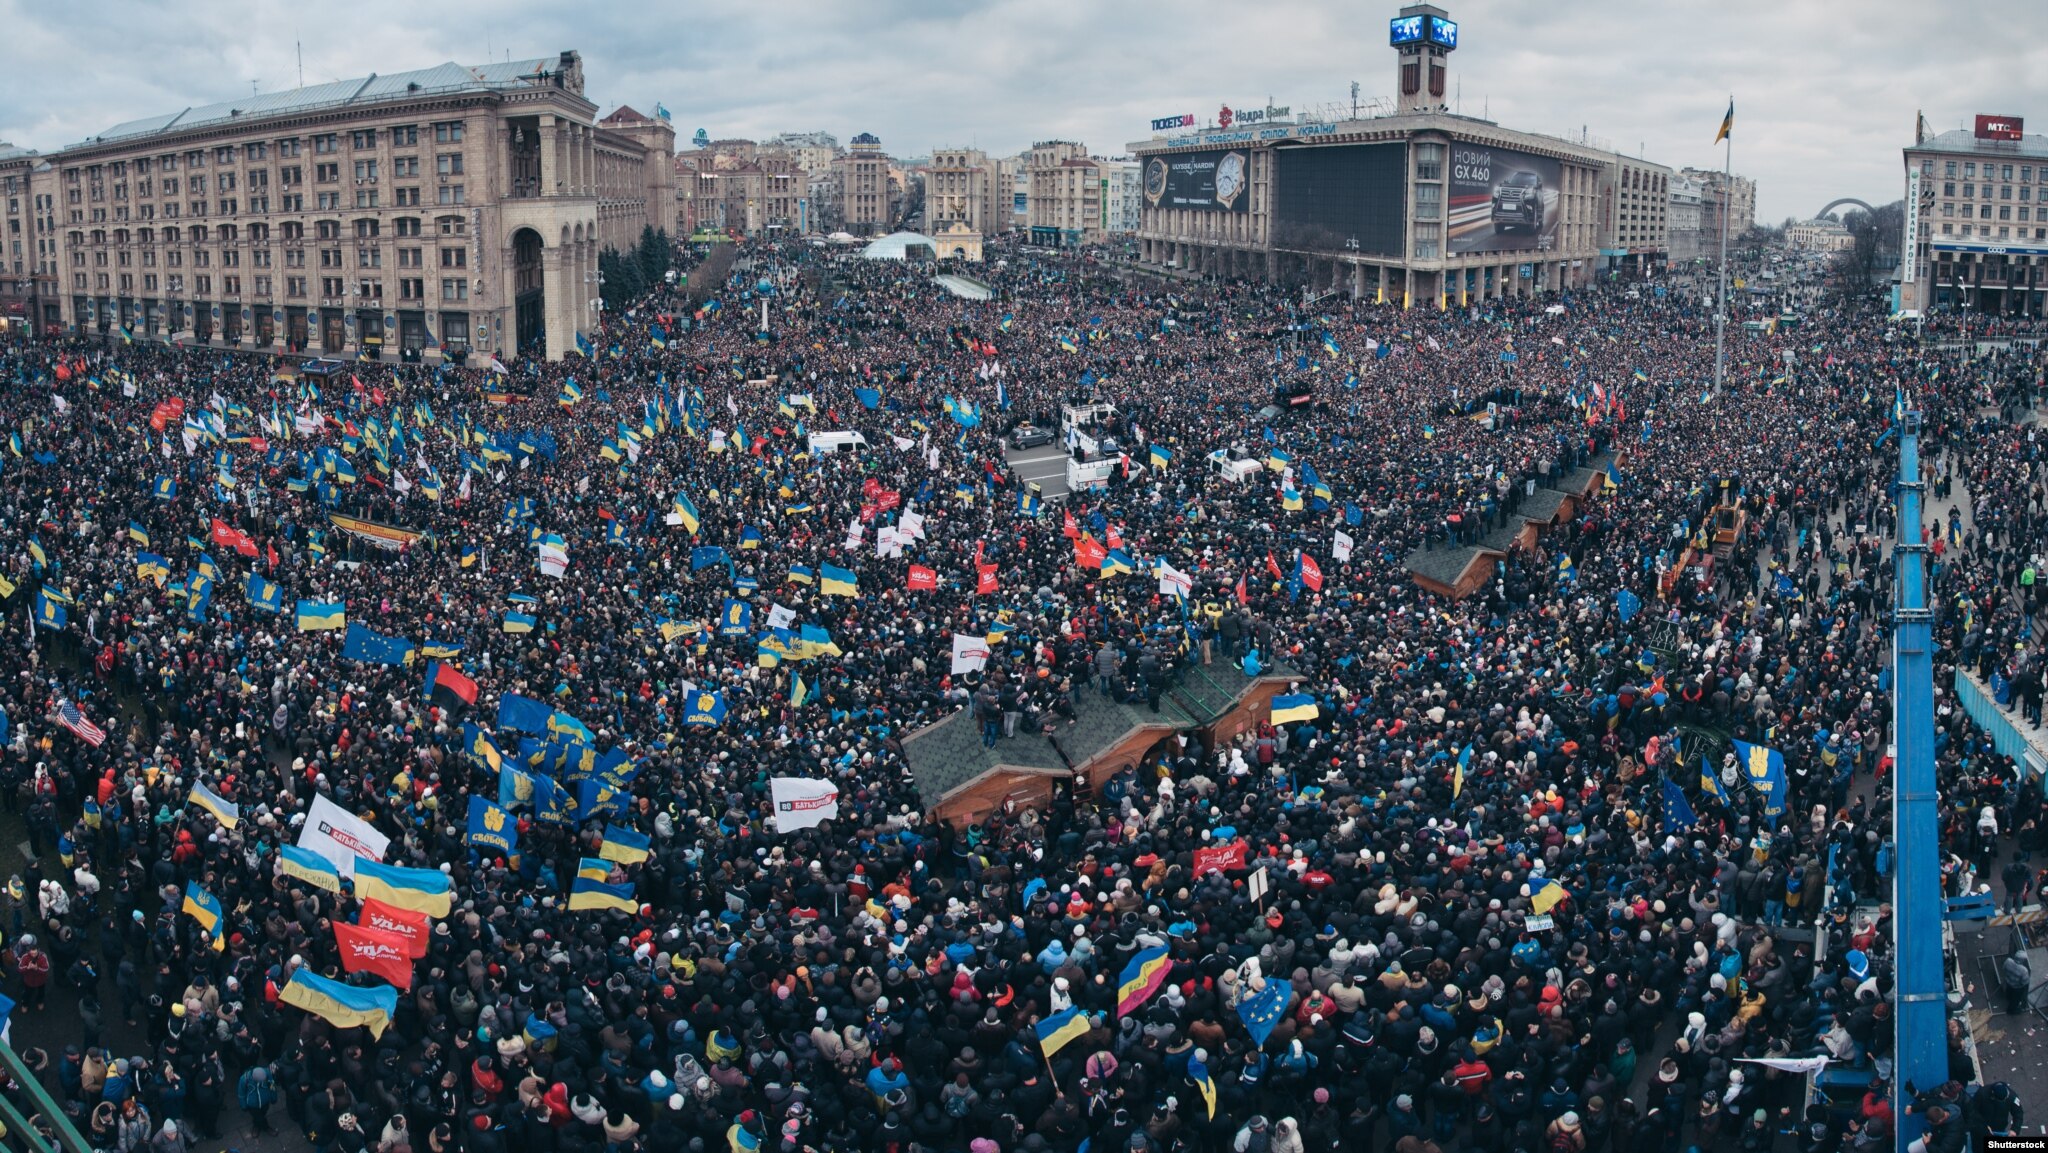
1975, 115, 2025, 141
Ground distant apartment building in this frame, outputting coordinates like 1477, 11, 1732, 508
1027, 141, 1102, 247
1667, 175, 1705, 264
838, 133, 895, 236
1595, 154, 1671, 274
1682, 167, 1757, 250
1787, 218, 1855, 252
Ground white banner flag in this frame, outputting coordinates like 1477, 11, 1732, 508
876, 527, 907, 558
1333, 530, 1354, 563
297, 794, 389, 877
767, 603, 797, 630
770, 777, 841, 831
1156, 562, 1193, 598
951, 633, 992, 674
892, 435, 914, 451
898, 509, 926, 539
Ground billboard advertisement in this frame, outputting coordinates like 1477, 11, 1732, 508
1975, 115, 2024, 141
1272, 143, 1408, 257
1448, 144, 1562, 254
1143, 150, 1251, 213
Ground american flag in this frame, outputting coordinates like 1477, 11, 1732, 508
56, 702, 106, 747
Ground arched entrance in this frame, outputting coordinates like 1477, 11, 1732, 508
511, 227, 545, 357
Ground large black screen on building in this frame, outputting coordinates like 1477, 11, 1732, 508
1272, 143, 1408, 257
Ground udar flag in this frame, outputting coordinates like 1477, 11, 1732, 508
334, 920, 415, 989
358, 899, 430, 958
279, 969, 398, 1039
770, 777, 841, 832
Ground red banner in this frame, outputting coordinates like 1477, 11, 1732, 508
358, 898, 429, 958
335, 920, 415, 989
874, 491, 901, 512
907, 566, 937, 592
1193, 841, 1248, 875
1299, 555, 1324, 592
1063, 510, 1080, 540
977, 565, 999, 595
1075, 537, 1107, 569
211, 518, 260, 558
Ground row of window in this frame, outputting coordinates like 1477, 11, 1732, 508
1940, 183, 2034, 201
1940, 203, 2035, 221
1936, 224, 2048, 241
72, 270, 471, 301
72, 215, 467, 246
1938, 160, 2038, 182
62, 123, 466, 182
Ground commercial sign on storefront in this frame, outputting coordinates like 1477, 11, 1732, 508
1150, 114, 1195, 132
1974, 115, 2024, 141
1161, 123, 1337, 148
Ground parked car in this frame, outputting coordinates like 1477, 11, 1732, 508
1011, 425, 1054, 449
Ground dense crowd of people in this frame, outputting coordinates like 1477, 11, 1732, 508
0, 235, 2038, 1153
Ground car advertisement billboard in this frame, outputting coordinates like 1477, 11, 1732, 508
1272, 143, 1408, 257
1448, 144, 1562, 254
1143, 150, 1252, 213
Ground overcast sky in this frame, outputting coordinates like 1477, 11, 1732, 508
5, 0, 2044, 224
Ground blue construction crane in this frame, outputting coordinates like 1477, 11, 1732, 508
1890, 402, 1945, 1137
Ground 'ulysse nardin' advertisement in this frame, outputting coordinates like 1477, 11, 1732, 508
1143, 150, 1250, 213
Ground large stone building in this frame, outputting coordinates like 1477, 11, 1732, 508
24, 51, 674, 362
926, 148, 1006, 239
1102, 160, 1142, 235
1667, 174, 1705, 264
1, 142, 54, 331
1787, 218, 1855, 252
1682, 167, 1756, 252
838, 133, 895, 236
1596, 154, 1671, 275
1027, 141, 1104, 247
674, 142, 807, 238
1898, 116, 2046, 316
1128, 4, 1667, 302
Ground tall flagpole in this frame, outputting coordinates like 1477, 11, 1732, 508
1713, 96, 1732, 397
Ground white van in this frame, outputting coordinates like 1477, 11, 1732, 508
1207, 449, 1263, 484
807, 431, 869, 455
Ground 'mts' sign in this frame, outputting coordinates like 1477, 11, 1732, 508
1974, 115, 2024, 141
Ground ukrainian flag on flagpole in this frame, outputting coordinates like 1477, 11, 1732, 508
1269, 693, 1318, 726
296, 600, 347, 631
351, 857, 453, 918
1529, 875, 1570, 915
187, 781, 240, 828
597, 825, 651, 865
279, 970, 398, 1040
576, 857, 613, 883
1714, 98, 1734, 143
672, 491, 701, 535
279, 844, 343, 893
1034, 1006, 1091, 1058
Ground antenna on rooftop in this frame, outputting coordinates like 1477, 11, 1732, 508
296, 40, 304, 88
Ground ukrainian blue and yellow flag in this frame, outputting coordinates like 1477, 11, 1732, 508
351, 857, 453, 918
577, 857, 613, 883
672, 491, 701, 535
128, 522, 151, 547
1529, 876, 1570, 915
503, 611, 538, 634
598, 825, 652, 865
182, 882, 227, 951
786, 565, 813, 585
279, 970, 398, 1039
187, 781, 240, 828
297, 600, 346, 631
1101, 549, 1135, 578
567, 876, 638, 913
1149, 444, 1171, 470
279, 844, 343, 892
1270, 693, 1319, 726
574, 331, 595, 358
820, 564, 857, 597
136, 552, 172, 587
1034, 1006, 1090, 1058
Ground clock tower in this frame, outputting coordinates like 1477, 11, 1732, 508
1390, 3, 1458, 115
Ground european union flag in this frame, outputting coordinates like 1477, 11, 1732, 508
341, 622, 415, 667
691, 545, 730, 571
1662, 777, 1698, 832
1236, 977, 1289, 1046
498, 693, 552, 734
1731, 738, 1788, 817
1616, 589, 1643, 623
854, 387, 882, 410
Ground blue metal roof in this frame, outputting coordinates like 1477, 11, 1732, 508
77, 58, 555, 149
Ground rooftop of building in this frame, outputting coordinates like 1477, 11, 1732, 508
0, 142, 36, 163
71, 55, 576, 152
1910, 128, 2048, 160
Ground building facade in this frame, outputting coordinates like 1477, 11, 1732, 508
926, 148, 1006, 239
592, 106, 676, 255
1595, 155, 1671, 275
1, 143, 56, 331
31, 52, 675, 363
838, 133, 894, 236
1129, 4, 1655, 302
1787, 218, 1855, 251
1102, 160, 1142, 235
1027, 141, 1103, 247
1667, 175, 1705, 264
1682, 167, 1756, 252
1899, 123, 2046, 315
